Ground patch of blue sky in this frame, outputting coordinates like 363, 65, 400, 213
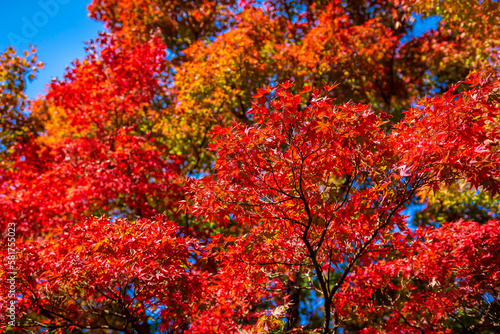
0, 0, 104, 99
411, 15, 440, 38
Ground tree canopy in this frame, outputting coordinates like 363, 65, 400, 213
1, 1, 499, 333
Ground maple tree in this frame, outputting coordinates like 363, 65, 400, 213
187, 74, 500, 333
1, 0, 500, 333
0, 35, 183, 238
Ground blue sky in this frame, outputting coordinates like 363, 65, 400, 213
1, 2, 439, 100
0, 0, 104, 99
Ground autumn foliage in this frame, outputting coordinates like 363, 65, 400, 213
1, 1, 500, 333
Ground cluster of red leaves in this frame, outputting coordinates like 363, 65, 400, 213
0, 35, 185, 238
47, 34, 170, 134
394, 73, 500, 194
0, 216, 206, 333
0, 131, 182, 237
1, 216, 289, 333
190, 83, 394, 225
342, 219, 500, 333
188, 246, 286, 334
